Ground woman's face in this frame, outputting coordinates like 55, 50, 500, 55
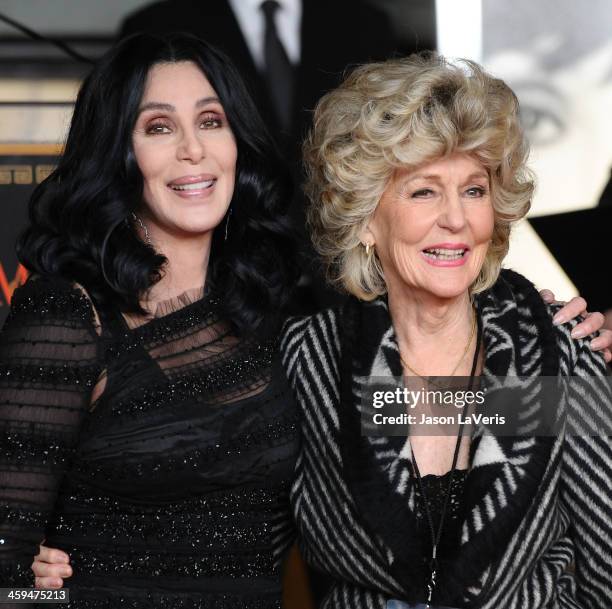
363, 153, 494, 301
486, 41, 612, 214
132, 61, 237, 240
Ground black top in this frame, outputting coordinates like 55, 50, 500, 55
414, 470, 468, 573
0, 277, 299, 608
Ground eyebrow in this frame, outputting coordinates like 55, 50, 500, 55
406, 171, 489, 182
466, 172, 490, 181
137, 96, 221, 115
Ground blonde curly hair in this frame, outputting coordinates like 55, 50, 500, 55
303, 53, 534, 300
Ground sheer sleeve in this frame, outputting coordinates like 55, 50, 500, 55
0, 277, 101, 585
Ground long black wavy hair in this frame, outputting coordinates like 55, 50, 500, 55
18, 33, 298, 336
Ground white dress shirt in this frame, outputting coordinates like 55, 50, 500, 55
227, 0, 302, 68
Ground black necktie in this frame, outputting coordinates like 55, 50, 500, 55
261, 0, 294, 131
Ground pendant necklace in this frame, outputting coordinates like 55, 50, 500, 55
398, 313, 482, 609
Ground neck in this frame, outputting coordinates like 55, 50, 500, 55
387, 283, 474, 376
144, 228, 212, 305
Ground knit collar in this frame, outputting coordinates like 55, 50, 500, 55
337, 270, 560, 606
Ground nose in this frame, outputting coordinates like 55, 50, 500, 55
437, 192, 467, 232
177, 129, 205, 164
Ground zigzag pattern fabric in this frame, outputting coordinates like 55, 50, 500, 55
281, 270, 612, 608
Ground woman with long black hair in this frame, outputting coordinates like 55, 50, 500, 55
0, 33, 299, 607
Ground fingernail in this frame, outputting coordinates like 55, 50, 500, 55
571, 328, 585, 339
52, 579, 63, 588
590, 338, 604, 350
552, 313, 566, 325
61, 567, 72, 576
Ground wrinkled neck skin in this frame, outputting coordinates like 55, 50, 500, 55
386, 281, 475, 377
144, 228, 212, 307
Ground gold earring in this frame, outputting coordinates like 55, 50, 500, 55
365, 243, 371, 256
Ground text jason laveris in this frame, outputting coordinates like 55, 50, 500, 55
371, 412, 506, 426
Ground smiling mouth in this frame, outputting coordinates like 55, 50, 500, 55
169, 179, 216, 191
422, 247, 468, 261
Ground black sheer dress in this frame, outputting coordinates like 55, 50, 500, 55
0, 277, 299, 608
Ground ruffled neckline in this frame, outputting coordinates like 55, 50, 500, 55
123, 285, 207, 330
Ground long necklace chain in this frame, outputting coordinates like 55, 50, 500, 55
399, 307, 477, 379
406, 314, 482, 607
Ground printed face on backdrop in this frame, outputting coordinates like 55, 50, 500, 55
361, 153, 494, 301
132, 61, 238, 240
483, 0, 612, 213
486, 42, 612, 213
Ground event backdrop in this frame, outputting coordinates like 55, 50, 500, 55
0, 143, 62, 324
0, 72, 75, 325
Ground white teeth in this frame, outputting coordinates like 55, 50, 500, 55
423, 248, 466, 260
170, 179, 215, 191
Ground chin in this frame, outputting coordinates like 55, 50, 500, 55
177, 211, 227, 233
430, 289, 470, 301
423, 279, 472, 301
181, 223, 221, 236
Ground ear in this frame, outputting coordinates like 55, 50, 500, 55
359, 223, 376, 248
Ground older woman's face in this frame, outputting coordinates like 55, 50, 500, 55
364, 153, 494, 300
132, 61, 237, 240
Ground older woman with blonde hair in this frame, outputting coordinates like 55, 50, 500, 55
281, 54, 612, 608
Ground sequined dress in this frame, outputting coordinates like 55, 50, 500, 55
0, 277, 299, 608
